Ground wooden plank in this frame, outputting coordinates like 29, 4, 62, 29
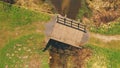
50, 23, 89, 47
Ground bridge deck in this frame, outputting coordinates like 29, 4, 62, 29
50, 15, 88, 47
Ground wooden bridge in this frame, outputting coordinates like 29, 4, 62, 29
50, 15, 89, 47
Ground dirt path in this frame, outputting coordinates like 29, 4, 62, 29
91, 32, 120, 42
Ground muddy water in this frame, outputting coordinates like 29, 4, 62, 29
50, 0, 81, 19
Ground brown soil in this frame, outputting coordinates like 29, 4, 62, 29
47, 40, 92, 68
27, 54, 41, 68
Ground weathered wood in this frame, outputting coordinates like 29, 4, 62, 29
56, 16, 86, 32
50, 15, 89, 47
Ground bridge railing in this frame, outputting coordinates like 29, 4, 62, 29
56, 15, 86, 33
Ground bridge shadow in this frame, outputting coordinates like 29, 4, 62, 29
43, 39, 81, 52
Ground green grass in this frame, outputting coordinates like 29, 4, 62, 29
0, 1, 50, 28
85, 36, 120, 68
85, 44, 120, 68
0, 34, 49, 68
90, 21, 120, 35
0, 1, 50, 68
77, 0, 92, 20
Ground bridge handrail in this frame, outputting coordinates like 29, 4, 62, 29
56, 15, 86, 32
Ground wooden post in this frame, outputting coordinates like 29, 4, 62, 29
78, 23, 80, 30
71, 20, 72, 27
84, 25, 86, 33
64, 18, 66, 25
57, 16, 59, 23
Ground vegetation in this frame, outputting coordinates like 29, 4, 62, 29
89, 36, 120, 50
85, 35, 120, 68
76, 0, 120, 35
0, 1, 50, 68
77, 0, 92, 20
0, 34, 49, 68
0, 1, 50, 28
84, 0, 120, 35
85, 44, 120, 68
90, 21, 120, 35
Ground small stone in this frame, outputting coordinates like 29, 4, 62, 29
27, 49, 31, 52
23, 56, 28, 59
14, 46, 16, 49
23, 47, 27, 50
16, 32, 18, 35
13, 60, 16, 63
30, 52, 32, 54
5, 65, 8, 68
11, 53, 14, 57
30, 37, 33, 40
16, 44, 22, 47
14, 51, 18, 53
9, 57, 12, 59
18, 48, 21, 51
21, 60, 24, 62
36, 29, 41, 33
19, 56, 22, 59
6, 53, 10, 57
33, 47, 36, 50
49, 56, 52, 59
25, 65, 29, 68
14, 64, 17, 68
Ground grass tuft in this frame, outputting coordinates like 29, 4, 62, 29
90, 18, 120, 35
85, 44, 120, 68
